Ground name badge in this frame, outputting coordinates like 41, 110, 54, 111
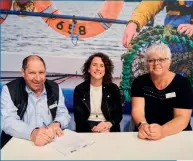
165, 92, 176, 99
49, 103, 57, 109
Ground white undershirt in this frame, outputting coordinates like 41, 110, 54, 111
88, 84, 106, 122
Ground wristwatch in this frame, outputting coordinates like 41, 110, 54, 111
137, 121, 147, 129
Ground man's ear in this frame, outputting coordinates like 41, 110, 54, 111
21, 68, 25, 77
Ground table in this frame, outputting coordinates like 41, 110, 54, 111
1, 131, 193, 160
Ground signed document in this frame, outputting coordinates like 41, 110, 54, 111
47, 129, 94, 156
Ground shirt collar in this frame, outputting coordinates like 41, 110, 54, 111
25, 85, 47, 96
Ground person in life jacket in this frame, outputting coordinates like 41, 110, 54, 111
122, 0, 193, 48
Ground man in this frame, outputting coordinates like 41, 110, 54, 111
123, 0, 193, 48
1, 55, 71, 147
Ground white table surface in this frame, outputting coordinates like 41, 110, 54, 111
1, 131, 193, 160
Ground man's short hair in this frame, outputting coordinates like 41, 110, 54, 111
22, 55, 46, 70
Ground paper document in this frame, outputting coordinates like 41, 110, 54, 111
47, 129, 94, 156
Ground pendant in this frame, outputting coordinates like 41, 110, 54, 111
96, 115, 98, 118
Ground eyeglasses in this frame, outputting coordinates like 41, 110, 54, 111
147, 58, 169, 64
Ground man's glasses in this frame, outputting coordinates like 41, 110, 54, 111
147, 58, 169, 64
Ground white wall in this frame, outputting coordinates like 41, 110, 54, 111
1, 53, 122, 78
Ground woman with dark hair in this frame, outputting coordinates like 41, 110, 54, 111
74, 52, 122, 133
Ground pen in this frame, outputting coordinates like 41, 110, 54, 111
43, 122, 48, 129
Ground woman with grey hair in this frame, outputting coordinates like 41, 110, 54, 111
131, 42, 193, 140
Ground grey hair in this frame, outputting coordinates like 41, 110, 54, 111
145, 42, 172, 61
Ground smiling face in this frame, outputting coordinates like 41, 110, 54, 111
147, 52, 171, 76
21, 57, 46, 95
89, 56, 105, 82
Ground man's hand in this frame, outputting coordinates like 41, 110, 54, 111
91, 121, 112, 133
177, 24, 193, 37
30, 127, 55, 146
48, 122, 63, 137
148, 123, 165, 140
123, 22, 138, 48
